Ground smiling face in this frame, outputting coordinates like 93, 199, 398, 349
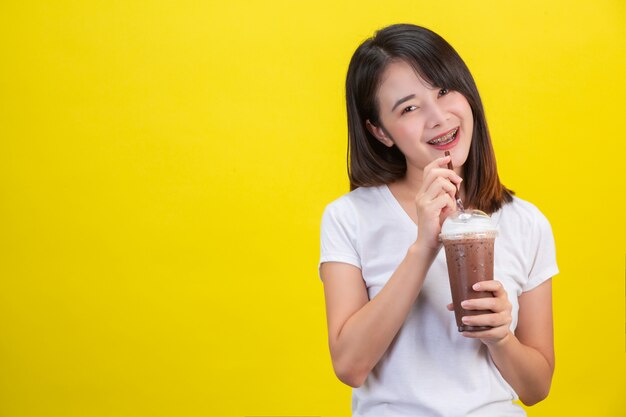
366, 60, 474, 174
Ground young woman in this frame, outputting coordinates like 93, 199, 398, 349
319, 24, 558, 416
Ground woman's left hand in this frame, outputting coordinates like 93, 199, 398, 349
448, 279, 513, 346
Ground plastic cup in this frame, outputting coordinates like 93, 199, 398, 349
440, 210, 498, 332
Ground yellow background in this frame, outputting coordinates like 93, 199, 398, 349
1, 1, 624, 416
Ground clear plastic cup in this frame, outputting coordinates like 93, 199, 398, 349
440, 210, 498, 332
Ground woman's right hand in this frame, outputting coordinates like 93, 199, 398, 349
414, 155, 463, 251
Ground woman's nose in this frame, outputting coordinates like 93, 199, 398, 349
425, 102, 448, 129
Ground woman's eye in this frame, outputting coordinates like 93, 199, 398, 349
438, 88, 449, 97
402, 105, 418, 114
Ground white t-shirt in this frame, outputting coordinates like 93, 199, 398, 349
318, 184, 558, 417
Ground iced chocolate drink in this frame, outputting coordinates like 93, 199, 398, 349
440, 210, 498, 332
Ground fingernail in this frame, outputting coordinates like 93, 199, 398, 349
462, 317, 469, 324
473, 283, 480, 290
461, 301, 470, 308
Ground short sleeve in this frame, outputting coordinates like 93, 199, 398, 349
523, 209, 559, 292
318, 197, 361, 280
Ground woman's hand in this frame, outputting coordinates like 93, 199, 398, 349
454, 280, 513, 346
414, 155, 462, 251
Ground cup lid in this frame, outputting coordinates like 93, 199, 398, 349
440, 209, 498, 238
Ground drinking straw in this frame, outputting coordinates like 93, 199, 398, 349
444, 150, 465, 212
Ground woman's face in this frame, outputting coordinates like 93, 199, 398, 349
367, 60, 473, 173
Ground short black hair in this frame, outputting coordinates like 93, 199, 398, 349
345, 23, 513, 213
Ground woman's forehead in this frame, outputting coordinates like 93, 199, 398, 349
378, 61, 436, 98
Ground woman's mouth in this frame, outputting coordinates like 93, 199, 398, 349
427, 127, 459, 150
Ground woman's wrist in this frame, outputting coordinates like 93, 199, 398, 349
412, 236, 442, 256
407, 241, 440, 275
484, 330, 515, 350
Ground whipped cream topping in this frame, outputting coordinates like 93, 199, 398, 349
440, 210, 498, 238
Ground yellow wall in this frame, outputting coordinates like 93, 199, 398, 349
1, 1, 624, 415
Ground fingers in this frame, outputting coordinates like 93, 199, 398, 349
418, 189, 456, 215
417, 157, 462, 217
461, 281, 511, 313
414, 155, 462, 215
457, 280, 513, 345
424, 154, 456, 174
422, 172, 462, 204
446, 302, 454, 311
422, 155, 463, 194
472, 280, 507, 297
423, 167, 462, 191
459, 308, 512, 344
461, 311, 511, 328
461, 297, 499, 312
422, 176, 458, 202
412, 155, 463, 250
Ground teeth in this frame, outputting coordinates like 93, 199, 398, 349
428, 128, 458, 145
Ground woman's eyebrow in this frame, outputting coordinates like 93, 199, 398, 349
391, 94, 416, 112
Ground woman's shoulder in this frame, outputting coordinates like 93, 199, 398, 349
495, 195, 553, 231
501, 195, 545, 215
322, 185, 387, 213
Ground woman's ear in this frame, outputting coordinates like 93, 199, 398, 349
366, 120, 394, 147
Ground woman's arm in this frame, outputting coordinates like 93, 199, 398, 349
459, 279, 555, 405
321, 155, 461, 388
321, 243, 433, 388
